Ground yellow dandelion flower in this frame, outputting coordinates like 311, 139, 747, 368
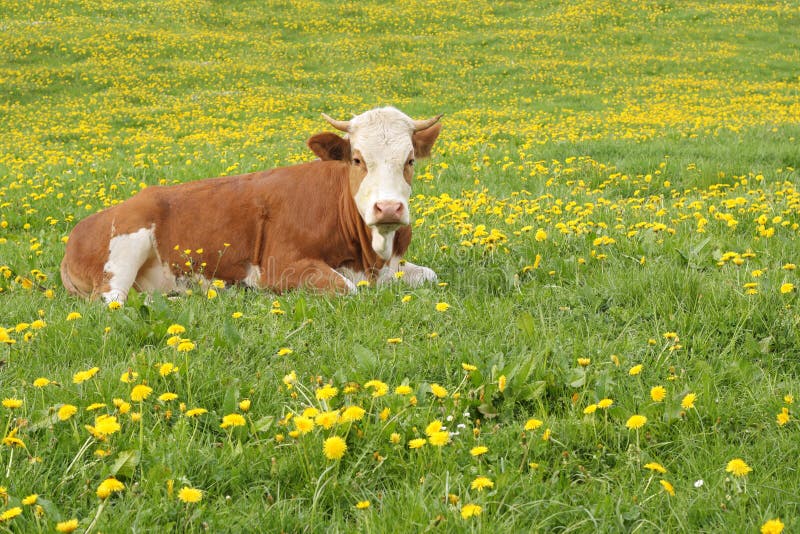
461, 503, 482, 519
394, 384, 413, 395
725, 458, 752, 477
430, 383, 448, 398
470, 446, 488, 457
340, 406, 366, 423
58, 404, 78, 421
498, 374, 507, 392
206, 289, 217, 299
461, 363, 477, 372
21, 494, 37, 505
159, 393, 178, 402
470, 476, 494, 491
66, 312, 82, 321
435, 302, 451, 312
315, 384, 338, 401
119, 370, 138, 383
166, 335, 181, 347
379, 407, 390, 421
650, 386, 667, 402
73, 367, 100, 384
177, 340, 196, 352
86, 403, 106, 411
185, 408, 207, 417
30, 319, 46, 330
293, 416, 314, 434
277, 347, 293, 356
177, 487, 203, 504
681, 393, 696, 409
597, 398, 613, 409
32, 378, 51, 388
660, 479, 675, 496
323, 436, 347, 460
220, 413, 246, 429
107, 301, 121, 310
776, 407, 790, 426
315, 411, 340, 429
55, 519, 79, 533
0, 507, 22, 522
760, 518, 785, 534
239, 399, 251, 412
425, 420, 443, 437
429, 431, 450, 447
408, 438, 427, 449
355, 500, 370, 509
524, 418, 543, 431
386, 337, 403, 344
626, 415, 647, 430
231, 311, 243, 319
628, 364, 643, 376
364, 380, 389, 397
401, 295, 412, 303
577, 358, 591, 367
1, 398, 22, 409
96, 478, 125, 499
390, 432, 401, 444
785, 394, 794, 404
583, 404, 597, 415
644, 462, 667, 474
130, 384, 153, 402
779, 282, 795, 294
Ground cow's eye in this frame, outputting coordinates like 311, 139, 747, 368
353, 157, 362, 165
407, 159, 415, 166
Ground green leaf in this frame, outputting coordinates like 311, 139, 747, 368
516, 311, 536, 340
110, 449, 140, 479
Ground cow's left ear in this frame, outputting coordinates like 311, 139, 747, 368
412, 123, 442, 159
307, 132, 351, 161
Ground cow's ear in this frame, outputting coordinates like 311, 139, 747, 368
412, 122, 442, 159
307, 132, 351, 161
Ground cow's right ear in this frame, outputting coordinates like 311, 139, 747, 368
307, 133, 351, 161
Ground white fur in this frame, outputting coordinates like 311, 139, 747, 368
377, 256, 437, 286
102, 226, 156, 303
243, 264, 262, 288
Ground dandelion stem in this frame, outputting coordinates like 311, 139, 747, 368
65, 436, 94, 476
4, 448, 13, 478
84, 500, 107, 534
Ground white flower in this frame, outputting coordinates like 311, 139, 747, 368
694, 479, 704, 488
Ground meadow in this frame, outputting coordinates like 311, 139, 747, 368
1, 0, 799, 531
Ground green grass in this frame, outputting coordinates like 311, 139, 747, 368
1, 0, 799, 532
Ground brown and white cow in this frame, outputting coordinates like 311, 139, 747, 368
60, 107, 442, 302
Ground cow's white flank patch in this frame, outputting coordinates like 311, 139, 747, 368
333, 270, 358, 293
377, 256, 437, 286
102, 226, 156, 303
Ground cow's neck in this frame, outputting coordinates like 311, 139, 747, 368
337, 180, 392, 276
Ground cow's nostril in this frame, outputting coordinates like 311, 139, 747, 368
374, 202, 404, 223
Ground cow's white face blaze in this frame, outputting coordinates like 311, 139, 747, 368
315, 107, 442, 260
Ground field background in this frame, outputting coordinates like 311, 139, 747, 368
1, 0, 799, 532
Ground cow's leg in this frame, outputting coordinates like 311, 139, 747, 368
102, 227, 155, 303
377, 256, 437, 287
275, 259, 357, 294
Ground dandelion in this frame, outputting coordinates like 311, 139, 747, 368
461, 363, 477, 372
277, 347, 293, 356
401, 295, 412, 303
498, 375, 507, 392
429, 431, 450, 446
534, 228, 547, 241
779, 282, 795, 294
86, 403, 106, 411
21, 494, 37, 505
119, 370, 138, 383
107, 301, 121, 310
577, 358, 591, 367
785, 394, 794, 404
394, 384, 413, 395
597, 398, 613, 409
583, 404, 597, 415
364, 379, 389, 397
776, 407, 789, 426
355, 500, 370, 509
88, 414, 121, 437
386, 337, 402, 344
644, 462, 667, 474
30, 319, 46, 329
130, 384, 153, 402
628, 364, 643, 376
681, 393, 696, 409
66, 312, 82, 321
340, 406, 366, 423
231, 311, 243, 319
625, 415, 647, 430
0, 507, 22, 522
470, 445, 488, 457
430, 383, 448, 398
650, 386, 667, 402
408, 438, 426, 449
435, 302, 450, 312
390, 433, 401, 444
96, 478, 125, 499
159, 393, 178, 402
315, 384, 338, 400
315, 411, 339, 429
470, 476, 494, 491
177, 487, 203, 503
220, 413, 246, 429
760, 518, 785, 534
33, 378, 51, 388
1, 398, 22, 409
176, 340, 196, 352
323, 436, 347, 460
239, 399, 251, 412
206, 288, 217, 299
461, 503, 482, 519
660, 479, 675, 496
524, 418, 543, 431
58, 404, 78, 421
73, 367, 100, 384
56, 519, 80, 533
725, 458, 752, 477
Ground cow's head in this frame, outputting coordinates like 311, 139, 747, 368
307, 107, 442, 259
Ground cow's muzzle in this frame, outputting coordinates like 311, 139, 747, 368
372, 201, 406, 226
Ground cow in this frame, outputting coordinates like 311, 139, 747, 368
60, 107, 443, 303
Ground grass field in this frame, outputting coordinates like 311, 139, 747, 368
1, 0, 799, 532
